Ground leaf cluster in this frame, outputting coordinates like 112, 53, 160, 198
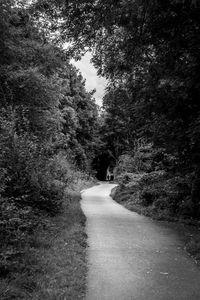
0, 0, 99, 284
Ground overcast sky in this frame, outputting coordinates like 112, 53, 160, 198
71, 52, 107, 107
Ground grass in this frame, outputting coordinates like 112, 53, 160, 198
184, 233, 200, 264
0, 190, 88, 300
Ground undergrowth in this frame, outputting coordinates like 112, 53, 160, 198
0, 185, 92, 300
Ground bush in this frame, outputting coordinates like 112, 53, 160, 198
116, 172, 144, 185
0, 196, 42, 277
139, 173, 192, 216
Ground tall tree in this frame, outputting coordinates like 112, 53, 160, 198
36, 0, 200, 216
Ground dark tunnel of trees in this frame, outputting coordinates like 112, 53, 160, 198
1, 1, 200, 297
92, 153, 116, 181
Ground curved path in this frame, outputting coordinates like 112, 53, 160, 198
81, 183, 200, 300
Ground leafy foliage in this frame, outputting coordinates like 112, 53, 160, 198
0, 1, 98, 290
42, 0, 200, 218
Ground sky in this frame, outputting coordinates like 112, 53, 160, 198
71, 52, 107, 107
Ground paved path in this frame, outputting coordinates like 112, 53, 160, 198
81, 183, 200, 300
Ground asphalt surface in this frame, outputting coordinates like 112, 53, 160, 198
81, 183, 200, 300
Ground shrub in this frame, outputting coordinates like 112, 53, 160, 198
139, 173, 192, 216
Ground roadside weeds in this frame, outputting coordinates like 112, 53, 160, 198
0, 191, 88, 300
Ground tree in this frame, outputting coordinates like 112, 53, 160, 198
0, 0, 99, 281
37, 0, 200, 217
